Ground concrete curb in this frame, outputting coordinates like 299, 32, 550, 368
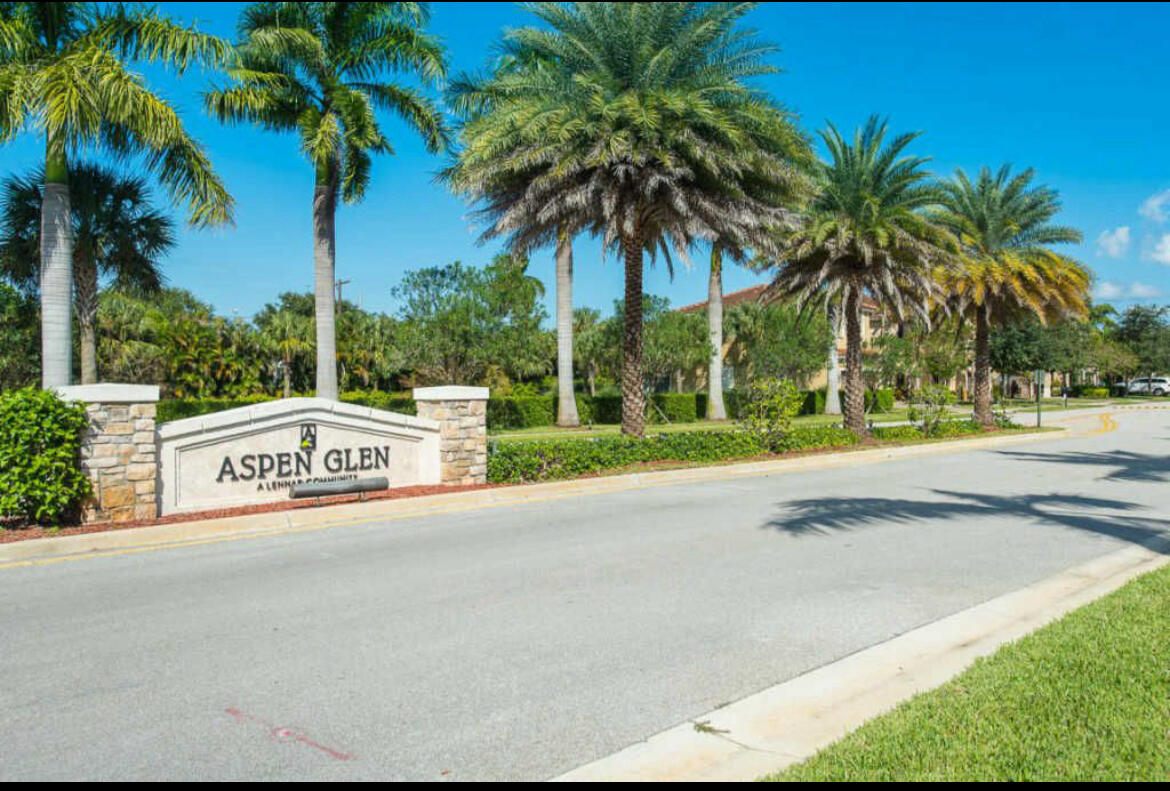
552, 542, 1169, 782
0, 421, 1089, 568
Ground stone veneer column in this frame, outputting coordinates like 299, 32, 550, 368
413, 386, 489, 486
56, 384, 161, 524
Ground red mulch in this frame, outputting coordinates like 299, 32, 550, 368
0, 482, 499, 544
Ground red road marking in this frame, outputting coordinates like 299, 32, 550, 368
225, 707, 356, 762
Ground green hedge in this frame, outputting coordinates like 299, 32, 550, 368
156, 394, 275, 423
582, 394, 622, 424
157, 386, 898, 429
0, 388, 92, 524
157, 391, 416, 423
340, 391, 416, 415
494, 392, 699, 429
650, 392, 698, 423
867, 388, 896, 413
488, 420, 988, 484
488, 426, 861, 484
488, 396, 556, 430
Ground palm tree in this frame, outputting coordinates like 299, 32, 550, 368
1, 164, 175, 384
205, 2, 448, 401
446, 2, 811, 437
706, 244, 729, 420
763, 117, 956, 435
446, 40, 584, 426
935, 166, 1090, 425
0, 1, 233, 388
260, 309, 313, 398
823, 299, 843, 414
704, 241, 755, 420
552, 226, 579, 425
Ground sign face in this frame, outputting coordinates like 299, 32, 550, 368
157, 398, 440, 516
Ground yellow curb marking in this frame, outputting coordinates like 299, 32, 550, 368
0, 414, 1124, 572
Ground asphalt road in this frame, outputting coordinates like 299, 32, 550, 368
2, 409, 1168, 781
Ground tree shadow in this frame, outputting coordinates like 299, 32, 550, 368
765, 489, 1170, 553
995, 450, 1170, 483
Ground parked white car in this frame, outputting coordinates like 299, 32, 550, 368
1126, 377, 1170, 396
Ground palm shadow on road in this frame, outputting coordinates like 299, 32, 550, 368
764, 489, 1170, 553
994, 449, 1170, 483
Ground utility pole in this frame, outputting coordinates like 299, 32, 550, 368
1035, 369, 1043, 427
335, 278, 352, 314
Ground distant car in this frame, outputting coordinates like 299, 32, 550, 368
1126, 377, 1170, 396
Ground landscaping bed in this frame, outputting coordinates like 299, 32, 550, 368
0, 482, 493, 544
766, 564, 1170, 782
1, 423, 1045, 543
487, 422, 1030, 484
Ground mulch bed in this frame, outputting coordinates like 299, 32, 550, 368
0, 482, 498, 544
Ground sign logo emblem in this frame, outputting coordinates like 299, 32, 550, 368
300, 424, 317, 451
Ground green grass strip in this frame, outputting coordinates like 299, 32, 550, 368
766, 564, 1170, 781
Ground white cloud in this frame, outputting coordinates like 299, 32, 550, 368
1095, 226, 1130, 258
1140, 189, 1170, 223
1152, 234, 1170, 265
1093, 280, 1162, 301
1094, 281, 1123, 300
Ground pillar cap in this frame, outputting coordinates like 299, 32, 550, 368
54, 383, 160, 404
413, 386, 489, 402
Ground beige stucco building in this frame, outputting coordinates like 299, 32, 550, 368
675, 284, 886, 392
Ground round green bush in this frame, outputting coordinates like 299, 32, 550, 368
0, 388, 92, 525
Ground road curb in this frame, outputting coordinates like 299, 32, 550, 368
0, 423, 1085, 569
551, 541, 1169, 782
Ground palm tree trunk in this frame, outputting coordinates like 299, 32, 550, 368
621, 229, 645, 438
283, 359, 292, 399
313, 162, 339, 400
843, 290, 867, 435
40, 142, 73, 389
75, 252, 99, 385
706, 245, 726, 420
973, 305, 993, 426
824, 301, 842, 415
555, 228, 579, 427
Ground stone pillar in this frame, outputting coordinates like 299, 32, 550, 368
413, 386, 489, 486
56, 384, 161, 524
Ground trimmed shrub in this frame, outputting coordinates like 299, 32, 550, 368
585, 394, 623, 425
908, 385, 956, 436
341, 391, 416, 415
738, 379, 805, 452
0, 388, 92, 524
488, 426, 862, 484
870, 425, 921, 441
928, 419, 984, 438
649, 392, 698, 423
802, 389, 827, 416
157, 393, 274, 423
487, 396, 556, 430
1076, 387, 1109, 399
487, 418, 995, 484
157, 391, 418, 423
867, 388, 896, 413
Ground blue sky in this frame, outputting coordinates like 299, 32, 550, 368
4, 2, 1169, 320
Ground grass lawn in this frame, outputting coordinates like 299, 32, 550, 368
489, 409, 927, 442
997, 396, 1170, 412
765, 564, 1170, 782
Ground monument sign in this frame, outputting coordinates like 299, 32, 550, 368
156, 398, 441, 515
